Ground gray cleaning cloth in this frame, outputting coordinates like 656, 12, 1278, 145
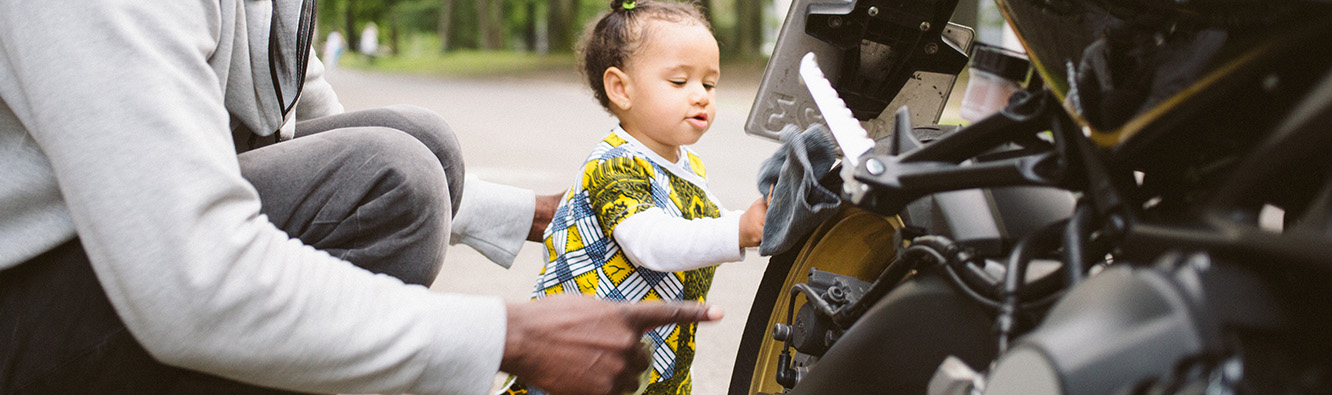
757, 123, 842, 256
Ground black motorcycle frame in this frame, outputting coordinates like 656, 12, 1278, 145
731, 1, 1332, 393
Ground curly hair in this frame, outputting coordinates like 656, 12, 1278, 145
579, 0, 711, 112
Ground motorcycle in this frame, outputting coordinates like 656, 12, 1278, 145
731, 0, 1332, 394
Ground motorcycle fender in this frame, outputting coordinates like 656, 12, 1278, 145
789, 271, 996, 395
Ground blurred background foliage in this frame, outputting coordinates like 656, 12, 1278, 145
316, 0, 997, 78
318, 0, 772, 56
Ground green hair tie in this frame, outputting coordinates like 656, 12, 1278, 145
622, 1, 636, 10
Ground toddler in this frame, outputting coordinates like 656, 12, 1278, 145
500, 1, 767, 394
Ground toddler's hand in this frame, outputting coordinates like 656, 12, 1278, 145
738, 196, 768, 248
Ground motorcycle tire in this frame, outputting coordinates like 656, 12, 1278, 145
727, 206, 902, 395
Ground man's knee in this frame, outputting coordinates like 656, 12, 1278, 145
367, 105, 465, 216
350, 127, 451, 220
368, 105, 461, 163
340, 128, 450, 285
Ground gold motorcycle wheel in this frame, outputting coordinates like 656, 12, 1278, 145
733, 206, 902, 394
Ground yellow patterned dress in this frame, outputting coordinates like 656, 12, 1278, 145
500, 128, 723, 395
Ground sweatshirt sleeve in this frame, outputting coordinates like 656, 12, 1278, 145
0, 2, 502, 394
449, 175, 535, 269
613, 207, 746, 272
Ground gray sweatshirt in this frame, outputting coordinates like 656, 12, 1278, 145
0, 1, 504, 393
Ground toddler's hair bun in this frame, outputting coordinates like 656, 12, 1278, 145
611, 0, 638, 12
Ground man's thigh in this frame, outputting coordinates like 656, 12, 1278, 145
294, 105, 465, 217
239, 126, 450, 286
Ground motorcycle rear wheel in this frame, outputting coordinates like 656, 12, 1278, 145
728, 206, 902, 395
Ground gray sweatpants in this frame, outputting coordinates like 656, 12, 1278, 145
241, 104, 465, 285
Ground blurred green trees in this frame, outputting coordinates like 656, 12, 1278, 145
316, 0, 774, 59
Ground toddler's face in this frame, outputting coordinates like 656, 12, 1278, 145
619, 21, 719, 159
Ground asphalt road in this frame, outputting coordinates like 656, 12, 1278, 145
324, 64, 781, 394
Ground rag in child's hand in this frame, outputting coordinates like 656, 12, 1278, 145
756, 123, 842, 256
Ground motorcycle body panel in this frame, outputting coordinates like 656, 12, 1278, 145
999, 0, 1332, 149
910, 186, 1075, 256
786, 271, 996, 395
986, 253, 1288, 395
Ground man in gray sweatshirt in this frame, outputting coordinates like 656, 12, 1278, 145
0, 0, 720, 394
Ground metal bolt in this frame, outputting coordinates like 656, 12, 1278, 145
827, 286, 846, 303
866, 158, 885, 175
829, 16, 843, 29
924, 42, 939, 55
920, 21, 932, 31
868, 6, 879, 17
772, 323, 793, 342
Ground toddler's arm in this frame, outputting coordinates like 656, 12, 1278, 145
613, 196, 767, 272
613, 208, 744, 272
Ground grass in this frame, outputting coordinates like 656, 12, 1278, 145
338, 49, 772, 81
332, 33, 772, 80
337, 50, 580, 79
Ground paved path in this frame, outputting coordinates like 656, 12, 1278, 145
324, 65, 781, 394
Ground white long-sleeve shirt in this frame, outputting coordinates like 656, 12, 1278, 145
0, 1, 504, 393
614, 203, 743, 272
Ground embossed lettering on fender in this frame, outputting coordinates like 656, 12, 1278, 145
758, 92, 824, 135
